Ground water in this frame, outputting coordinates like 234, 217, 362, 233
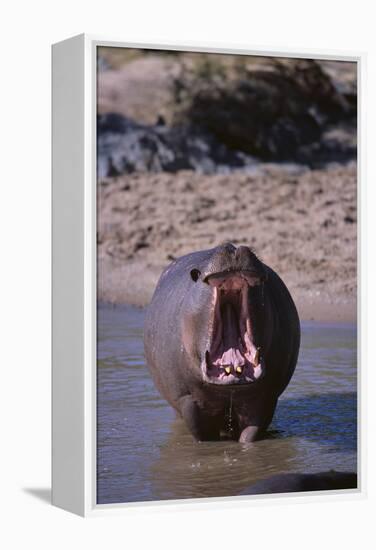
97, 304, 357, 504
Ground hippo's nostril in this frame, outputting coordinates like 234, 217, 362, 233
235, 245, 252, 263
224, 242, 236, 253
190, 269, 201, 282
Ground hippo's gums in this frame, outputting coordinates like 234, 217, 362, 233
144, 243, 300, 443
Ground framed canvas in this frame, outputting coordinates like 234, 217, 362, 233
52, 34, 364, 517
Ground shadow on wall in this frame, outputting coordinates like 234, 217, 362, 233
23, 488, 51, 504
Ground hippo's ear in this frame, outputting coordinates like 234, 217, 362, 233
190, 269, 201, 282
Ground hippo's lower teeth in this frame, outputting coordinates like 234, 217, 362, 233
253, 364, 263, 379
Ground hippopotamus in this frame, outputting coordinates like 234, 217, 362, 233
144, 243, 300, 442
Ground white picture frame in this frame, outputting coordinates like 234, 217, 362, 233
52, 34, 364, 517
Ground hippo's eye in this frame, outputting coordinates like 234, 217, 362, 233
190, 269, 201, 282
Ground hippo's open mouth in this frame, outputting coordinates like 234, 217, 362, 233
202, 271, 265, 385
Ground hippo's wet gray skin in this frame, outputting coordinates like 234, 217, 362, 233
144, 243, 300, 442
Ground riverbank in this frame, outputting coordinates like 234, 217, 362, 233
97, 277, 356, 324
97, 162, 357, 323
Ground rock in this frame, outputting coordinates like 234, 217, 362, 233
97, 58, 357, 178
97, 113, 258, 178
171, 58, 356, 164
97, 55, 111, 72
239, 471, 357, 495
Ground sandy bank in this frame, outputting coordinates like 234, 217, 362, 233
97, 162, 357, 323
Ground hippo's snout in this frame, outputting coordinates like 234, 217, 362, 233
200, 244, 267, 285
186, 245, 270, 386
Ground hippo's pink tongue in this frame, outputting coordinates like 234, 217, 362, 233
220, 347, 245, 367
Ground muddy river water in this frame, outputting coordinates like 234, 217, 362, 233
97, 304, 357, 504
